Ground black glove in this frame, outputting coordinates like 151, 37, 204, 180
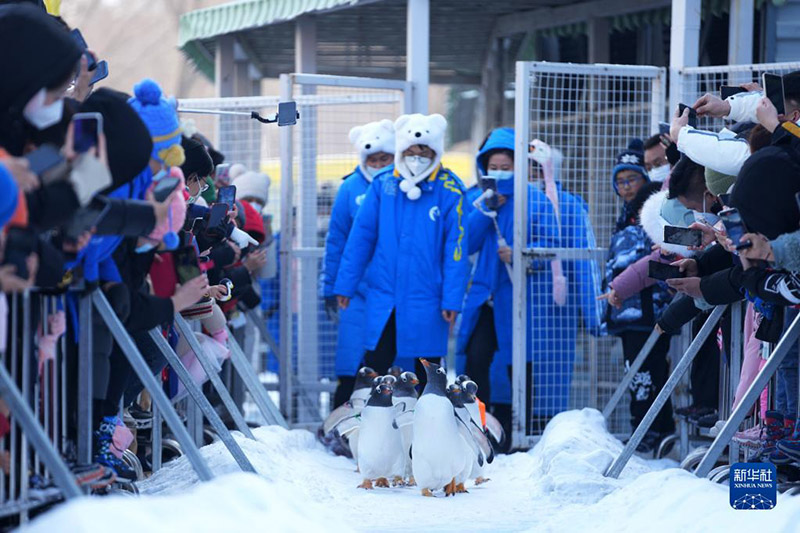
324, 296, 339, 323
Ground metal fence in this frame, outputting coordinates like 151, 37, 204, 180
277, 74, 411, 426
512, 61, 667, 448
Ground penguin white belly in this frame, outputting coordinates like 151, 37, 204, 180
357, 407, 404, 480
411, 395, 465, 490
455, 437, 474, 485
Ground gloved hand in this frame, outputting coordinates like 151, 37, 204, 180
230, 227, 258, 250
324, 296, 339, 323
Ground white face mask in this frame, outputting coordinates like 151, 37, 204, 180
23, 88, 64, 130
405, 155, 432, 176
648, 164, 670, 182
364, 165, 382, 179
487, 169, 513, 181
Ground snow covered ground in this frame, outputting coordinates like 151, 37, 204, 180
24, 408, 800, 532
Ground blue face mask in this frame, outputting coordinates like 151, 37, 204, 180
152, 168, 168, 182
487, 169, 513, 181
135, 242, 156, 254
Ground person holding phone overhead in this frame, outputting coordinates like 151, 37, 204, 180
334, 114, 470, 390
599, 140, 674, 452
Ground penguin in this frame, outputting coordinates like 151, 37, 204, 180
393, 371, 419, 483
411, 359, 475, 497
457, 376, 506, 450
357, 383, 406, 489
388, 365, 404, 378
322, 367, 378, 460
449, 382, 495, 488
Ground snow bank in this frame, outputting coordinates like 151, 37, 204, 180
24, 408, 800, 532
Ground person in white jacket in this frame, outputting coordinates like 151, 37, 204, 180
670, 72, 800, 176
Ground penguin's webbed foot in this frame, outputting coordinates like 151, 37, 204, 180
444, 478, 457, 497
421, 488, 434, 497
455, 482, 468, 493
474, 476, 490, 485
406, 476, 416, 487
357, 479, 374, 490
375, 477, 390, 488
392, 476, 405, 487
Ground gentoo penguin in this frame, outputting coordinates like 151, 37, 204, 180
357, 383, 406, 489
322, 367, 378, 459
388, 365, 404, 378
393, 371, 419, 483
457, 376, 506, 450
449, 382, 494, 488
411, 359, 473, 497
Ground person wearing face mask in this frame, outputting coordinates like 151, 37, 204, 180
643, 134, 670, 183
454, 128, 561, 439
334, 113, 469, 390
322, 120, 395, 406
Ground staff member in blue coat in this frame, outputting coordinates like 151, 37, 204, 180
334, 113, 469, 389
456, 128, 560, 436
323, 119, 395, 407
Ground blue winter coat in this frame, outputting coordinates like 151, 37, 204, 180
321, 166, 376, 376
334, 165, 470, 359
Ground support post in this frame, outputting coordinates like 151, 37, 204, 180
602, 329, 661, 419
406, 0, 430, 113
668, 0, 701, 116
77, 293, 93, 465
587, 17, 610, 64
728, 0, 754, 85
278, 74, 294, 424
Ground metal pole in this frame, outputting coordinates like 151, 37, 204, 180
152, 402, 162, 472
602, 328, 661, 419
0, 362, 81, 498
91, 291, 213, 482
279, 73, 295, 424
148, 329, 256, 473
606, 305, 726, 478
728, 302, 743, 464
406, 0, 430, 113
226, 321, 287, 428
173, 315, 255, 439
695, 311, 800, 478
77, 293, 93, 465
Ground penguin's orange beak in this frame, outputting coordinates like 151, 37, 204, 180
420, 358, 430, 368
368, 371, 378, 378
410, 378, 419, 385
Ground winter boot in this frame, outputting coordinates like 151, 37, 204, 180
747, 411, 784, 462
776, 418, 800, 464
94, 416, 136, 481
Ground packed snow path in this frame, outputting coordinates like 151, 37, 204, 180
26, 409, 800, 532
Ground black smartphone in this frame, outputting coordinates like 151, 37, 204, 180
64, 202, 111, 240
648, 261, 684, 281
658, 122, 670, 135
72, 112, 103, 153
763, 73, 786, 115
152, 176, 181, 203
678, 103, 698, 128
278, 101, 297, 126
69, 29, 97, 71
663, 225, 703, 247
720, 85, 748, 100
89, 60, 109, 85
24, 143, 66, 176
174, 246, 203, 284
207, 203, 229, 229
719, 208, 751, 250
217, 185, 236, 209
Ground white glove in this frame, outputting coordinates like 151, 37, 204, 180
230, 226, 258, 250
68, 153, 112, 206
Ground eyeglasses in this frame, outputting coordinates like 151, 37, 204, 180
615, 176, 643, 189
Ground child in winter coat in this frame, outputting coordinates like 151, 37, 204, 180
599, 140, 675, 451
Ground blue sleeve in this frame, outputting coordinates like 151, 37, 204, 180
98, 256, 122, 283
574, 202, 602, 328
334, 179, 380, 298
441, 184, 470, 311
527, 188, 559, 249
322, 183, 352, 297
466, 208, 494, 255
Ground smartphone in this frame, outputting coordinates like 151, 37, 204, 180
648, 261, 684, 282
658, 122, 670, 135
719, 208, 751, 250
663, 226, 703, 247
720, 85, 748, 100
217, 185, 236, 209
678, 103, 698, 128
207, 203, 229, 229
72, 112, 103, 153
278, 101, 297, 127
152, 176, 181, 203
214, 163, 231, 185
64, 202, 111, 240
69, 29, 97, 71
89, 60, 109, 85
762, 73, 786, 115
174, 246, 203, 284
24, 143, 66, 176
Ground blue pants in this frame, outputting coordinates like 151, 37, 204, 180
777, 308, 800, 418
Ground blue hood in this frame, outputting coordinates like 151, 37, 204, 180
477, 127, 516, 196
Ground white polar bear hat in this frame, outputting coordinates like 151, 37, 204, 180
393, 113, 447, 200
348, 119, 396, 182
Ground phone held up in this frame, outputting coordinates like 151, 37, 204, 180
763, 73, 786, 116
72, 112, 103, 153
663, 225, 703, 247
719, 208, 752, 251
648, 261, 684, 282
720, 85, 747, 100
678, 103, 698, 128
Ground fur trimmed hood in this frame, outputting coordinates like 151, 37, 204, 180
639, 189, 696, 257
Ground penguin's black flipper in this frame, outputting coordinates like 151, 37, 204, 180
409, 445, 413, 460
392, 419, 398, 430
455, 409, 485, 464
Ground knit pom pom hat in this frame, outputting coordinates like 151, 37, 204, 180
128, 78, 184, 166
611, 138, 649, 195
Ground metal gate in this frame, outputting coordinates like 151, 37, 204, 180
512, 62, 667, 448
278, 74, 412, 426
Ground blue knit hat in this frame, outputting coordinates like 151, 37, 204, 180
611, 138, 649, 195
0, 163, 18, 228
128, 79, 184, 167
